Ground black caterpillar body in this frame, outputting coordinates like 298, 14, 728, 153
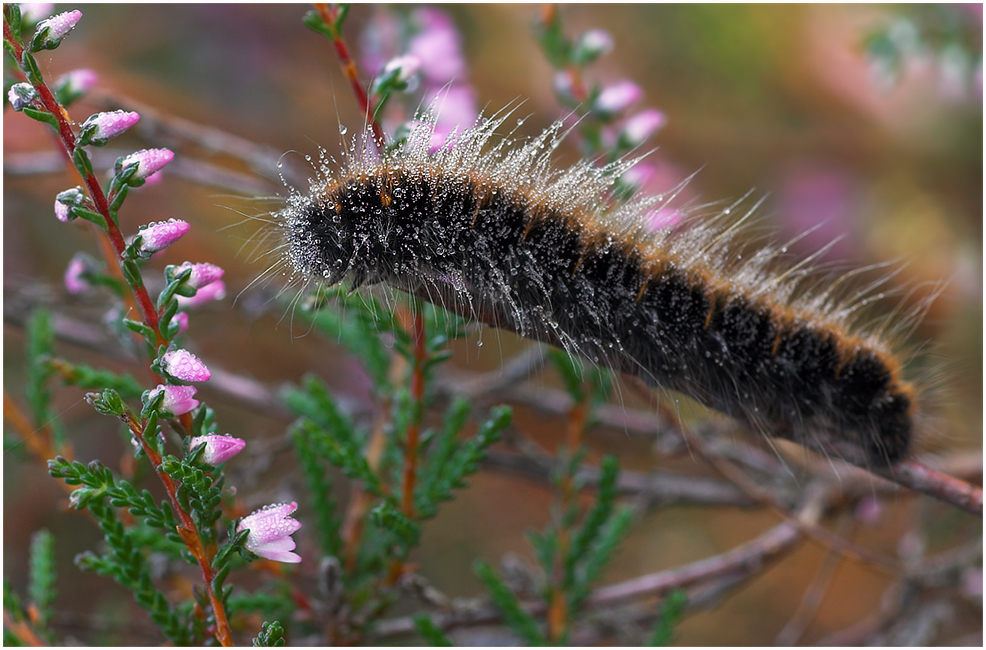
279, 116, 918, 466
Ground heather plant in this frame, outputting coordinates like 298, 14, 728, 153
4, 4, 982, 647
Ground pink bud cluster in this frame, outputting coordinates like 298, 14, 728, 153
237, 502, 302, 564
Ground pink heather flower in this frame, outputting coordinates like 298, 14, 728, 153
64, 255, 89, 294
161, 349, 211, 382
176, 262, 224, 290
595, 80, 643, 116
83, 110, 140, 144
382, 55, 421, 84
138, 219, 190, 254
142, 170, 165, 186
425, 84, 478, 151
621, 109, 667, 147
854, 496, 883, 526
409, 7, 465, 83
120, 148, 174, 181
575, 29, 613, 62
8, 82, 37, 111
36, 9, 81, 45
149, 384, 199, 417
647, 208, 684, 231
190, 434, 245, 465
20, 3, 55, 24
173, 311, 190, 335
237, 502, 302, 563
54, 197, 71, 222
177, 280, 226, 309
55, 68, 98, 96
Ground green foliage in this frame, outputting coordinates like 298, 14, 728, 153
416, 403, 511, 519
475, 560, 546, 645
27, 530, 57, 638
647, 589, 688, 646
75, 498, 193, 645
159, 456, 224, 544
252, 620, 286, 647
413, 614, 454, 646
24, 310, 62, 440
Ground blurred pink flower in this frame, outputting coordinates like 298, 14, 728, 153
161, 349, 211, 382
190, 434, 245, 465
20, 3, 54, 24
595, 81, 643, 116
621, 109, 667, 147
425, 85, 478, 151
238, 502, 302, 563
173, 312, 190, 335
149, 384, 199, 417
64, 255, 89, 294
177, 280, 226, 309
382, 55, 421, 84
409, 7, 466, 83
54, 68, 98, 97
54, 197, 71, 222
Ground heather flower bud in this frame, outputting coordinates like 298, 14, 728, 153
7, 83, 38, 112
33, 9, 82, 50
573, 29, 613, 64
160, 348, 211, 382
175, 262, 224, 290
64, 254, 90, 294
54, 187, 86, 222
118, 148, 174, 183
148, 384, 199, 417
237, 502, 302, 563
594, 80, 643, 117
80, 110, 140, 146
137, 219, 190, 254
189, 434, 245, 465
620, 109, 667, 148
53, 68, 98, 105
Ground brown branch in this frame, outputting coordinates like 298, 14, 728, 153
368, 484, 831, 641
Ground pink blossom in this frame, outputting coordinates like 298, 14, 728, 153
237, 502, 302, 563
424, 84, 478, 151
120, 148, 174, 181
20, 3, 54, 24
176, 262, 224, 290
161, 349, 211, 382
7, 83, 37, 111
54, 197, 71, 222
148, 384, 199, 417
621, 109, 667, 147
409, 7, 465, 83
190, 434, 245, 465
64, 255, 88, 294
173, 312, 190, 335
594, 80, 643, 116
647, 208, 684, 231
177, 280, 226, 309
576, 29, 613, 61
138, 219, 189, 254
36, 9, 81, 44
854, 496, 883, 526
55, 69, 98, 96
83, 110, 140, 144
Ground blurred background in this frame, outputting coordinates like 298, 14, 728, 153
4, 4, 982, 645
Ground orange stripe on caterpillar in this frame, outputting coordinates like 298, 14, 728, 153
277, 111, 923, 466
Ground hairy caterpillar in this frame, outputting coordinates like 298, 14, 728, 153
272, 110, 926, 467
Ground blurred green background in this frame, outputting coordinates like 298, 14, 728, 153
4, 4, 982, 645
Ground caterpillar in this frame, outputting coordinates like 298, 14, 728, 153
273, 110, 926, 467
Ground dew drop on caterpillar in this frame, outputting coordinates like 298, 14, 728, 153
270, 108, 930, 468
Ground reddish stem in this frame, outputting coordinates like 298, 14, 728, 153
314, 3, 386, 145
123, 409, 233, 646
401, 310, 427, 519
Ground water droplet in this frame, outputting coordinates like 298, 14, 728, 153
339, 124, 348, 135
